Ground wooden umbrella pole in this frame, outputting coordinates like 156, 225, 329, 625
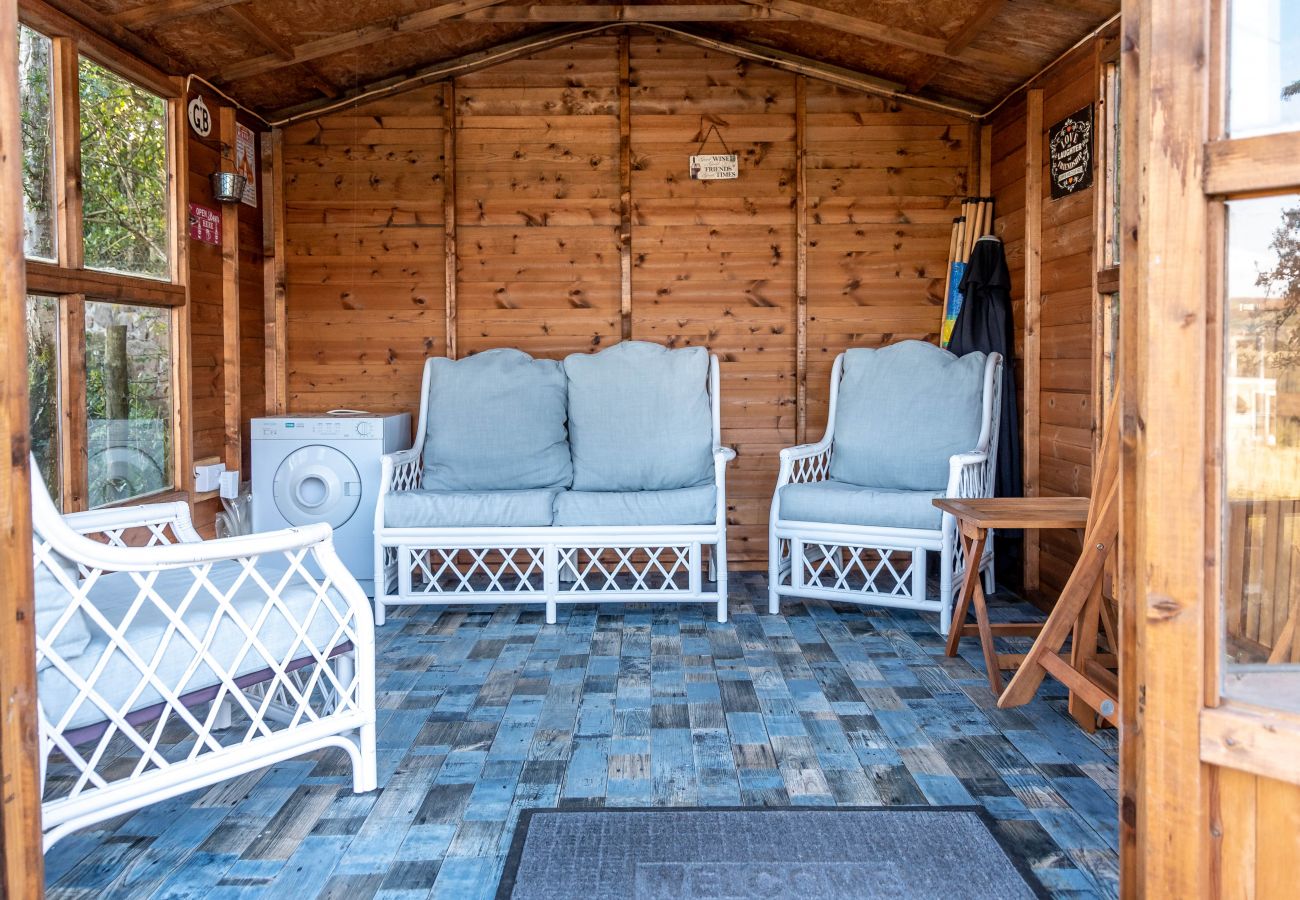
941, 216, 960, 317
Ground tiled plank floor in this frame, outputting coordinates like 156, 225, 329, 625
46, 573, 1119, 899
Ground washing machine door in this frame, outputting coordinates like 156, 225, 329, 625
272, 445, 362, 528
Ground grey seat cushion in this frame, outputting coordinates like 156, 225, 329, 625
38, 557, 351, 731
421, 348, 572, 491
552, 485, 717, 527
829, 341, 987, 492
563, 341, 713, 492
777, 480, 944, 531
384, 488, 558, 528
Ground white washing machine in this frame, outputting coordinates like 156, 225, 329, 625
251, 412, 410, 594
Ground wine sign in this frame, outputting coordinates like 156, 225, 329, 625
1048, 105, 1094, 199
689, 153, 739, 180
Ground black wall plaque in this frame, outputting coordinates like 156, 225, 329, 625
1048, 105, 1094, 200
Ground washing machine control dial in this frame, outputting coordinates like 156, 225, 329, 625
355, 421, 374, 437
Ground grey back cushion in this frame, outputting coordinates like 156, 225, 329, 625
828, 341, 988, 491
563, 341, 714, 491
421, 348, 572, 491
34, 549, 93, 671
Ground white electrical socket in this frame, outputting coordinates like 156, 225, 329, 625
218, 469, 240, 499
194, 462, 225, 493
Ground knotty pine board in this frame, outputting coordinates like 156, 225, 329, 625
278, 35, 981, 566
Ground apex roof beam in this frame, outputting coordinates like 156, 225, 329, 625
216, 0, 516, 83
456, 4, 798, 22
906, 0, 1008, 92
734, 0, 1033, 75
113, 0, 250, 30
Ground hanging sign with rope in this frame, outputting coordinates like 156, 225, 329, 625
689, 123, 738, 180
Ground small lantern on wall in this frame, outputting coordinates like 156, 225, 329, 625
210, 171, 248, 204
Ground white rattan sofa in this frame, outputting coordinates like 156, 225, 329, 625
768, 341, 1002, 634
31, 459, 377, 850
374, 341, 735, 625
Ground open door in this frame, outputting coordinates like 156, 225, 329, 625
1125, 0, 1300, 895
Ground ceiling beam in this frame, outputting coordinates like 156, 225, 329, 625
113, 0, 250, 31
270, 24, 608, 124
222, 5, 341, 99
906, 0, 1009, 93
455, 4, 797, 23
734, 0, 1034, 76
217, 0, 516, 83
270, 22, 982, 126
31, 0, 184, 77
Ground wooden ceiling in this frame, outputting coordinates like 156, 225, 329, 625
60, 0, 1119, 120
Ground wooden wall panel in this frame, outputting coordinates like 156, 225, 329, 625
1212, 768, 1300, 899
276, 33, 976, 568
989, 44, 1100, 598
804, 80, 970, 438
630, 35, 797, 563
455, 37, 621, 360
281, 86, 447, 413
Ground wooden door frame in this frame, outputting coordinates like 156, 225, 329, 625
1, 0, 46, 893
1120, 0, 1213, 895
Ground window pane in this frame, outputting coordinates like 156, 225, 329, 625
79, 57, 170, 279
85, 301, 172, 507
19, 25, 55, 261
1228, 0, 1300, 137
27, 296, 60, 503
1223, 196, 1300, 704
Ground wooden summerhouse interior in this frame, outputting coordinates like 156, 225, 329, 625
1, 1, 1298, 897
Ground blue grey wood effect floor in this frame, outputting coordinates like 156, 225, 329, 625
45, 572, 1120, 899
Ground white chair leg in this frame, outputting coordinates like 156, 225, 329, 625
938, 542, 954, 637
982, 558, 997, 596
546, 600, 558, 625
768, 530, 782, 615
374, 599, 386, 627
714, 540, 728, 623
211, 696, 233, 730
355, 722, 378, 793
911, 547, 928, 604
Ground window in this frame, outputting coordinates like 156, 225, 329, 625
15, 17, 182, 512
84, 302, 173, 506
26, 296, 60, 503
19, 25, 55, 261
1222, 196, 1300, 695
78, 57, 170, 279
1228, 0, 1300, 136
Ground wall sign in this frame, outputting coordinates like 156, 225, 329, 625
188, 202, 221, 245
689, 153, 739, 180
187, 95, 211, 138
234, 123, 257, 207
1048, 105, 1094, 199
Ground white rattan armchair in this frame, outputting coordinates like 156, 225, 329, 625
30, 461, 377, 850
768, 348, 1002, 634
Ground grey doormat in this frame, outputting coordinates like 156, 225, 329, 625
497, 806, 1049, 899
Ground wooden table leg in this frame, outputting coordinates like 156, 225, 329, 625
969, 553, 1003, 694
945, 527, 987, 658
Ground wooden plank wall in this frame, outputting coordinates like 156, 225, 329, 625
277, 33, 972, 565
279, 85, 448, 413
629, 36, 797, 561
989, 42, 1100, 598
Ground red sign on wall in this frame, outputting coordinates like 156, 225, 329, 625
188, 202, 221, 245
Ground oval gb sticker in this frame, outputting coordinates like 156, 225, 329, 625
187, 95, 212, 138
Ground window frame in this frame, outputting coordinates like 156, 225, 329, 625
1199, 0, 1300, 782
18, 0, 190, 513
